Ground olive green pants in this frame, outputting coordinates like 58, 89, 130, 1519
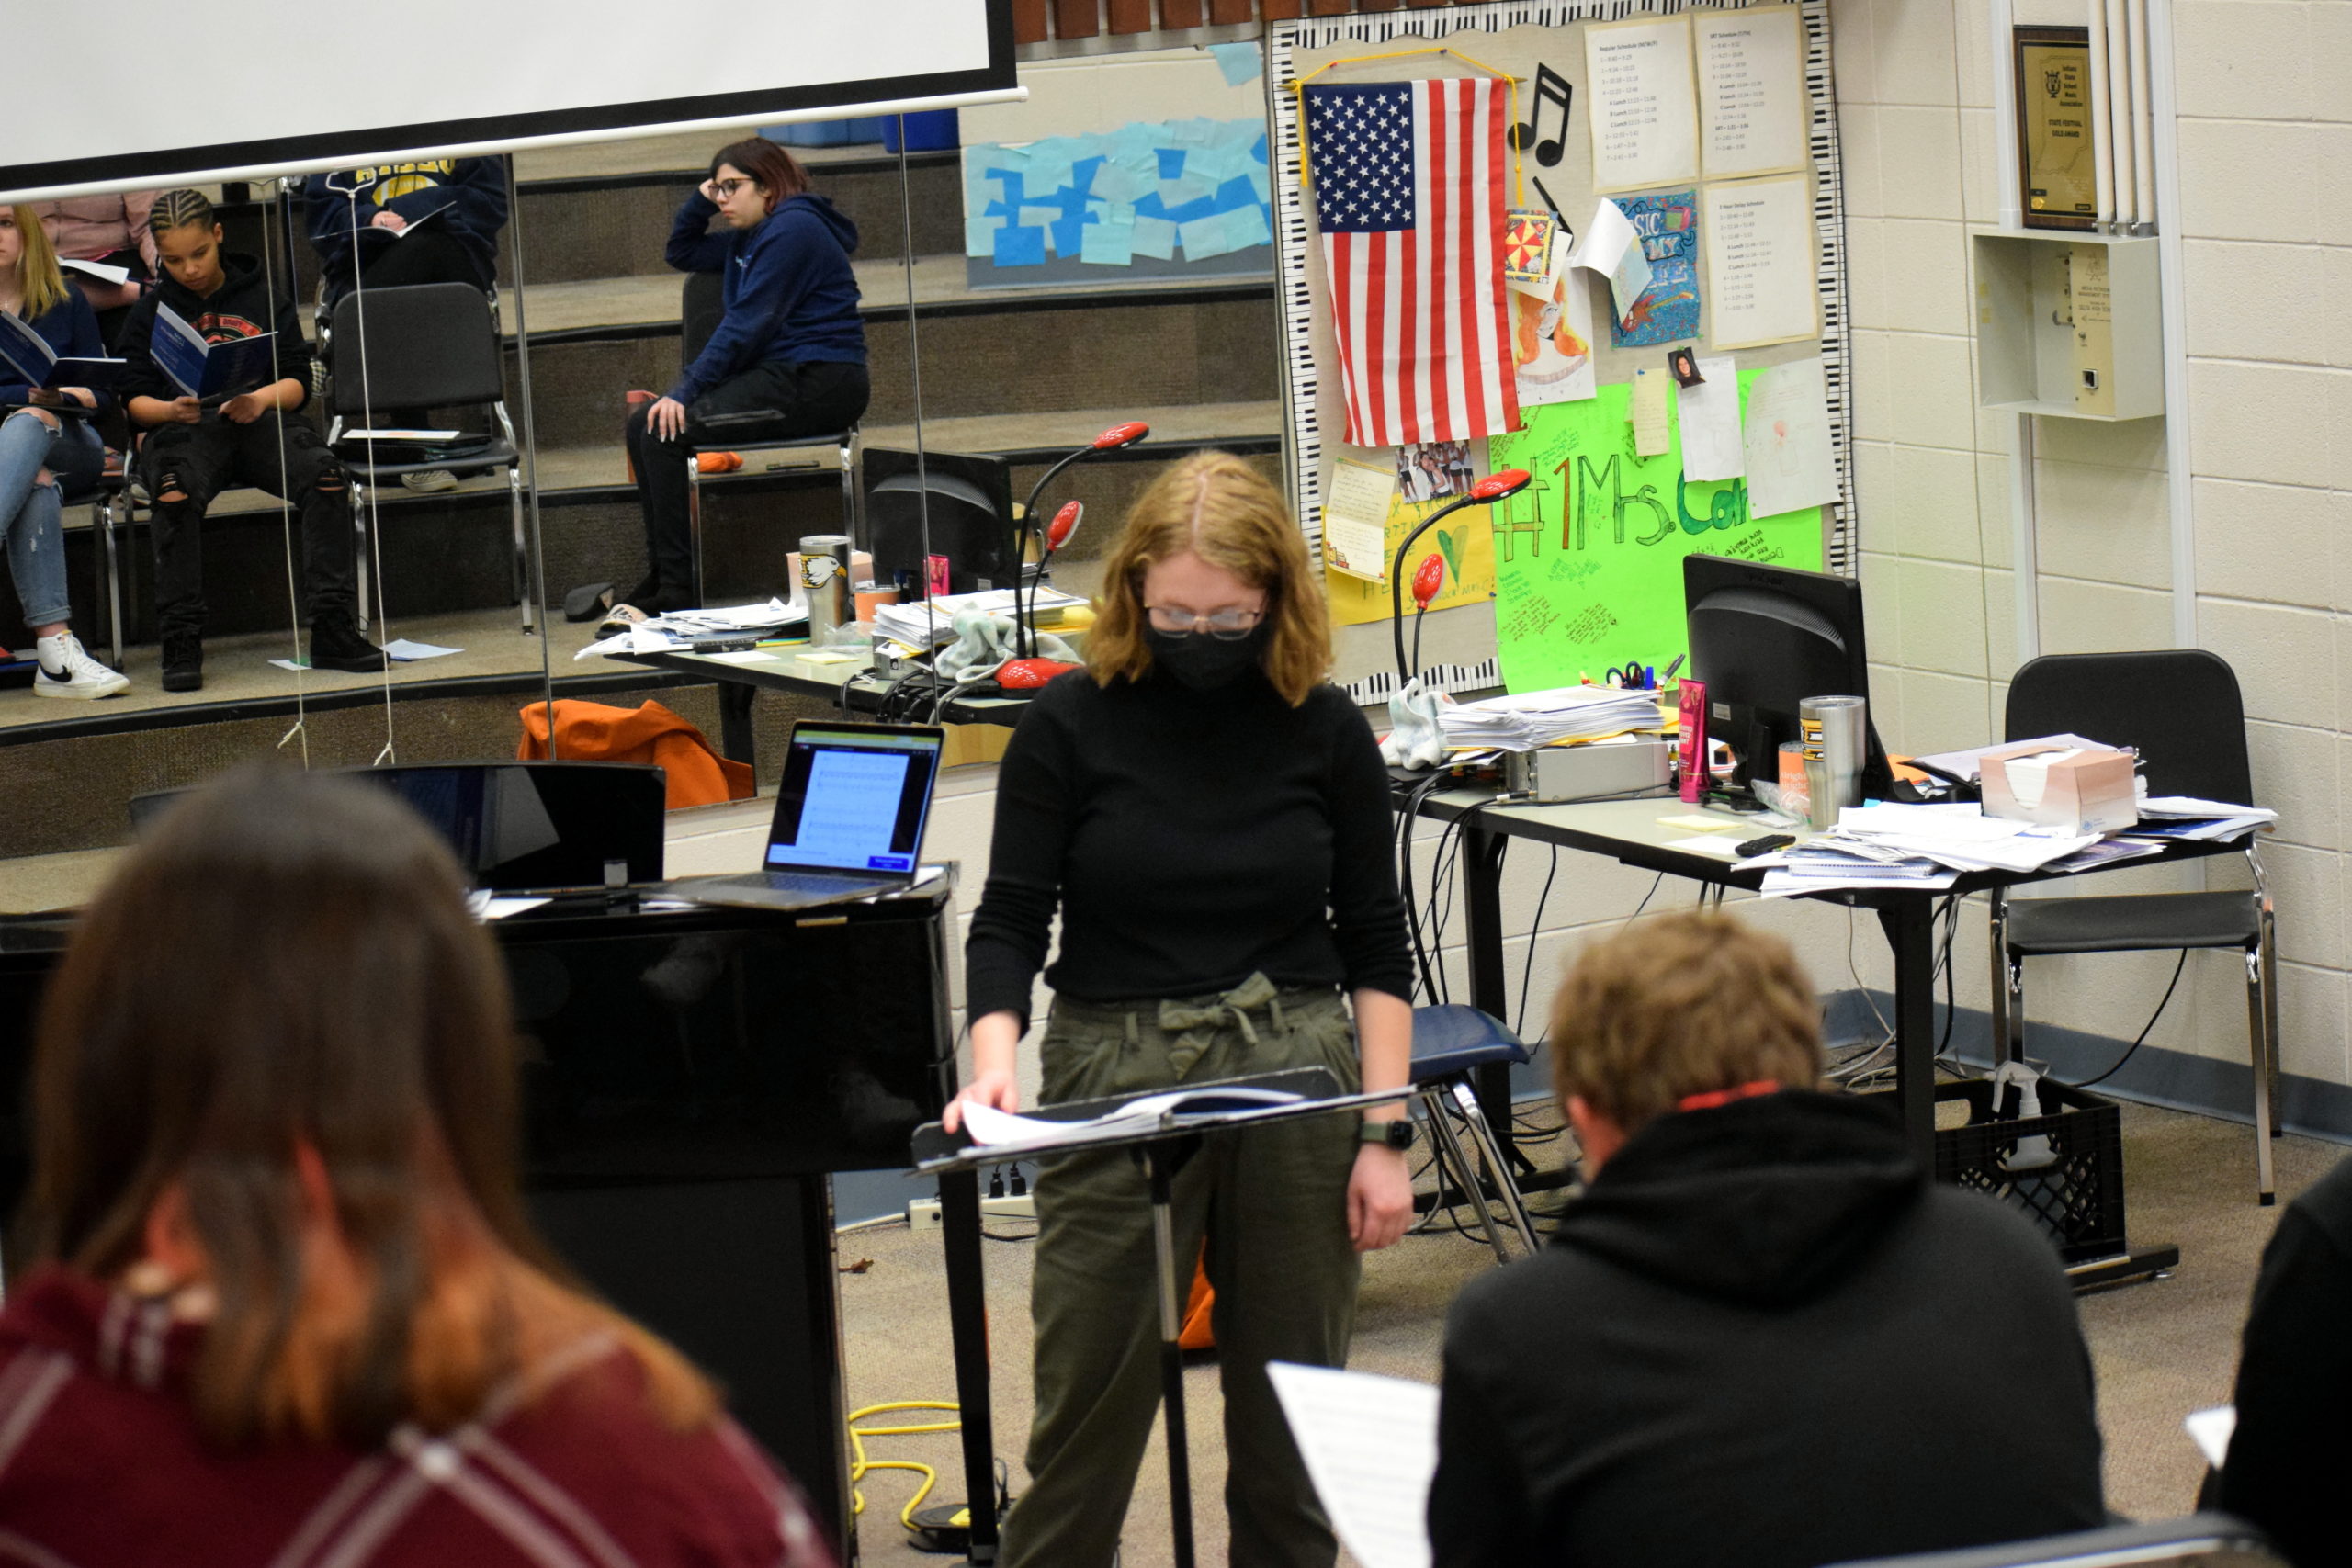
999, 976, 1364, 1568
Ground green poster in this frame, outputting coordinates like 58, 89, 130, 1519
1486, 371, 1825, 694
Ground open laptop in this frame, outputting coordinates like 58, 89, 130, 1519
670, 720, 945, 913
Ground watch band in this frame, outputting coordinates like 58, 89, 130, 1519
1358, 1119, 1413, 1151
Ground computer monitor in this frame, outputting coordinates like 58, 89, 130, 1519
1682, 553, 1892, 801
863, 447, 1016, 595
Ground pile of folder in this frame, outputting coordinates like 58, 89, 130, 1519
1439, 686, 1665, 751
871, 585, 1089, 651
1740, 796, 2278, 898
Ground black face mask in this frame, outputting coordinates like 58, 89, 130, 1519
1147, 625, 1268, 692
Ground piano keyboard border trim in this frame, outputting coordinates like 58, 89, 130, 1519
1268, 0, 1855, 583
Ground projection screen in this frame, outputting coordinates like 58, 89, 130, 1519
1, 0, 1020, 201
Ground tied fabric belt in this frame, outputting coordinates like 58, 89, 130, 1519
1156, 972, 1295, 1079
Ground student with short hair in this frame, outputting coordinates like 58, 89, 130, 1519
117, 189, 384, 692
1428, 910, 2106, 1568
0, 765, 834, 1568
0, 205, 130, 698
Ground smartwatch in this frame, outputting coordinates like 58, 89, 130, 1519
1358, 1119, 1414, 1152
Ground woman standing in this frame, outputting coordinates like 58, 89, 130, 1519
0, 206, 130, 698
951, 452, 1417, 1567
614, 138, 868, 620
0, 766, 832, 1567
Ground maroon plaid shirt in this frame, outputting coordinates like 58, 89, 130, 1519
0, 1268, 835, 1568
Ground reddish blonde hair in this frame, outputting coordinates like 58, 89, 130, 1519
1548, 911, 1825, 1134
25, 766, 715, 1445
1088, 451, 1332, 706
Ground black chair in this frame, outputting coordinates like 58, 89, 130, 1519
1988, 651, 2279, 1203
322, 283, 532, 632
1826, 1513, 2281, 1567
677, 270, 857, 608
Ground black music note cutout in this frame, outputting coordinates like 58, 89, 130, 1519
1509, 64, 1574, 169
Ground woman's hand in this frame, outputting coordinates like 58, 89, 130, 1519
943, 1067, 1019, 1134
645, 395, 688, 440
167, 396, 203, 424
59, 387, 96, 410
219, 392, 266, 425
1348, 1141, 1414, 1252
371, 209, 408, 232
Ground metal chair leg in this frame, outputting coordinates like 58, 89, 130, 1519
1422, 1088, 1511, 1265
1450, 1079, 1538, 1254
2245, 942, 2277, 1205
350, 483, 372, 634
840, 429, 862, 550
1987, 894, 2014, 1065
507, 465, 533, 633
684, 454, 705, 610
2003, 950, 2028, 1066
100, 492, 125, 668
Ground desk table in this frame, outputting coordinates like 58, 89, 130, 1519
610, 648, 1031, 768
1409, 787, 2240, 1286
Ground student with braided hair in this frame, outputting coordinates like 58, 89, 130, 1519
117, 190, 383, 692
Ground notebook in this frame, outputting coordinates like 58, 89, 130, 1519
668, 720, 944, 913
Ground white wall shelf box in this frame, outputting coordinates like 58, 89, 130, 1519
1972, 231, 2164, 422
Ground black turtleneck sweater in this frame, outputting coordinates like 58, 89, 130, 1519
964, 666, 1412, 1030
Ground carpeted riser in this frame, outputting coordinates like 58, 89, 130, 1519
275, 159, 961, 301
502, 295, 1281, 450
0, 682, 759, 861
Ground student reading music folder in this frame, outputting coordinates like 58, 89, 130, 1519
951, 453, 1417, 1568
117, 190, 385, 694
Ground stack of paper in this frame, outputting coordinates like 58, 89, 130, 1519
576, 598, 804, 660
1738, 802, 2110, 897
1439, 686, 1665, 751
870, 585, 1089, 650
2128, 796, 2277, 842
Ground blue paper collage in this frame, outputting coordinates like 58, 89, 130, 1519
962, 117, 1274, 271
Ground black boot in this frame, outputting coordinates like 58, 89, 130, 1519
310, 615, 387, 673
160, 633, 203, 694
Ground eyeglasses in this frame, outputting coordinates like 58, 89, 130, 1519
1147, 605, 1263, 640
707, 178, 759, 199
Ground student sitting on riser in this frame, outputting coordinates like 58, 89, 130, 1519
116, 190, 384, 694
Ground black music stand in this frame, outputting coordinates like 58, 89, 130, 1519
912, 1066, 1410, 1568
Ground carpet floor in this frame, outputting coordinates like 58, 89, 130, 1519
830, 1100, 2334, 1567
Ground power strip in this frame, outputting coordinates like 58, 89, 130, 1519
906, 1195, 1036, 1229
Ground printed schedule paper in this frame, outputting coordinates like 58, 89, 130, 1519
1585, 16, 1700, 193
1702, 176, 1820, 349
1695, 6, 1809, 179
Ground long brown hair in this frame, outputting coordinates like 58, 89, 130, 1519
1089, 451, 1333, 706
6, 206, 68, 320
22, 765, 715, 1446
710, 138, 811, 214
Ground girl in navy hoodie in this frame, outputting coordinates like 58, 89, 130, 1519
616, 139, 868, 619
0, 206, 130, 698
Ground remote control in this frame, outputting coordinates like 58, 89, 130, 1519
1736, 832, 1795, 857
690, 637, 758, 653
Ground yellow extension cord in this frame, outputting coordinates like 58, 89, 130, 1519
847, 1401, 963, 1530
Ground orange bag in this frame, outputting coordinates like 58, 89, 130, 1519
1180, 1249, 1216, 1351
516, 699, 753, 809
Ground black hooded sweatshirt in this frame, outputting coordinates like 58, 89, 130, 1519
116, 251, 313, 411
1429, 1090, 2104, 1568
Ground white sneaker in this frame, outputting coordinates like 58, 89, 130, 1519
401, 468, 458, 493
33, 633, 130, 700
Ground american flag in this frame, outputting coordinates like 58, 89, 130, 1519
1305, 79, 1520, 448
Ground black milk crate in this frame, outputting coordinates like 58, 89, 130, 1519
1933, 1078, 2127, 1265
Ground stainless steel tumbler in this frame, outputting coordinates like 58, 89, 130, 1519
800, 534, 855, 645
1799, 694, 1868, 829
